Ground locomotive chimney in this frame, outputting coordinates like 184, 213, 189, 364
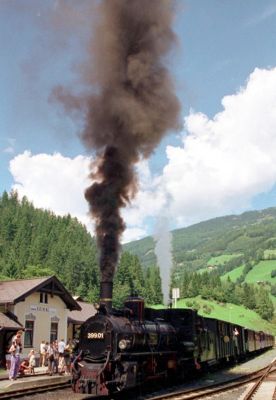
100, 281, 113, 312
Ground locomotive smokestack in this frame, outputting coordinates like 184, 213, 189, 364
100, 281, 113, 312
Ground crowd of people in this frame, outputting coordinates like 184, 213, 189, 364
7, 331, 75, 380
40, 338, 73, 376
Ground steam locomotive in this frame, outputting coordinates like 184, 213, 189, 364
72, 284, 274, 396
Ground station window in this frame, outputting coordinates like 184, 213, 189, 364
50, 322, 58, 343
24, 320, 34, 348
40, 292, 48, 304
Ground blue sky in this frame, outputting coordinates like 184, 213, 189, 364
1, 0, 276, 242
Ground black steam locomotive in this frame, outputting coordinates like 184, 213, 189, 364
72, 287, 274, 396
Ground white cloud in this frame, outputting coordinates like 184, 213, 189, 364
123, 161, 167, 225
122, 227, 147, 244
161, 67, 276, 226
9, 151, 92, 229
8, 68, 276, 241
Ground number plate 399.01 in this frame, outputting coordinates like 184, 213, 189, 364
87, 332, 104, 339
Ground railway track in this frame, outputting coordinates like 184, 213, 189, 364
137, 360, 276, 400
0, 380, 71, 399
240, 358, 276, 400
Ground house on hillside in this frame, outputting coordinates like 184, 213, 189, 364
0, 275, 81, 367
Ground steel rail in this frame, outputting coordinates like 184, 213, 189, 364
242, 358, 276, 400
0, 380, 71, 399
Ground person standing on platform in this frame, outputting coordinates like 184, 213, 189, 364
58, 339, 66, 375
39, 340, 46, 367
9, 331, 22, 380
64, 340, 73, 375
47, 341, 59, 375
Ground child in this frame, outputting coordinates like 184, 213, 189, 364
28, 350, 36, 375
19, 360, 29, 376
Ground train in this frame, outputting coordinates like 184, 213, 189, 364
72, 293, 274, 396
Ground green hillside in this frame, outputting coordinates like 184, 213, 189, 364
124, 208, 276, 272
179, 297, 276, 335
153, 297, 276, 335
221, 265, 244, 282
207, 254, 242, 266
245, 260, 276, 284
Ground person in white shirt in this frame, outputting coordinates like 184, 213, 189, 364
58, 339, 65, 355
39, 341, 46, 367
58, 339, 66, 375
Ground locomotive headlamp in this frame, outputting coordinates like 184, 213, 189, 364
118, 339, 130, 350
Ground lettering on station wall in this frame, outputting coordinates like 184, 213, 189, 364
30, 305, 56, 313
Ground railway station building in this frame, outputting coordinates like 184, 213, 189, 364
0, 276, 95, 368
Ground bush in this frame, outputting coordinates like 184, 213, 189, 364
271, 269, 276, 278
202, 305, 212, 314
271, 285, 276, 296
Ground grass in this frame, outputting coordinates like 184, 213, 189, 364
245, 260, 276, 284
198, 254, 243, 275
207, 254, 242, 266
152, 296, 276, 335
221, 265, 244, 282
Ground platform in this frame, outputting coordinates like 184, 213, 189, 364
0, 367, 70, 394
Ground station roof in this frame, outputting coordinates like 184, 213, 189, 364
0, 312, 22, 330
68, 301, 96, 324
0, 276, 81, 311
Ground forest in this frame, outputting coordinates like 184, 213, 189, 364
0, 191, 161, 306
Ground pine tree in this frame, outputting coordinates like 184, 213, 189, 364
144, 265, 163, 305
255, 286, 274, 321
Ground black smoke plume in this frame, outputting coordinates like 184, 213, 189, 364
54, 0, 181, 284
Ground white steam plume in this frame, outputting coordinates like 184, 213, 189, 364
153, 216, 173, 306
